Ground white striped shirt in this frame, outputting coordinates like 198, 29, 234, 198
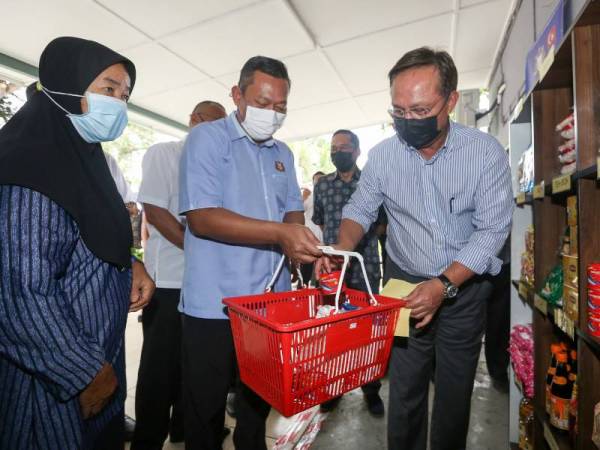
343, 121, 514, 278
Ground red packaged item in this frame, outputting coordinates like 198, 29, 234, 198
319, 271, 345, 294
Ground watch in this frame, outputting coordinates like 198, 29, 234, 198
436, 274, 458, 299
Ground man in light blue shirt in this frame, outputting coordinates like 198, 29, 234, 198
179, 56, 321, 450
318, 48, 513, 450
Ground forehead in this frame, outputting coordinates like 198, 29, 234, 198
390, 65, 441, 103
92, 63, 131, 88
246, 71, 289, 97
332, 133, 353, 146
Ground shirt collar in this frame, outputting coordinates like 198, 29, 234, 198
226, 111, 276, 148
332, 167, 361, 182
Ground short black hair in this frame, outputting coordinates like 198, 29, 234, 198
332, 129, 359, 149
192, 100, 225, 114
388, 47, 458, 98
238, 56, 290, 93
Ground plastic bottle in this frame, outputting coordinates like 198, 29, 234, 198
568, 350, 578, 446
518, 397, 534, 449
546, 344, 562, 414
550, 351, 573, 431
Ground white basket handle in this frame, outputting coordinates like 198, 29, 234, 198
265, 255, 304, 293
318, 245, 378, 309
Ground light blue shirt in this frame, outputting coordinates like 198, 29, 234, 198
343, 121, 514, 279
178, 113, 304, 319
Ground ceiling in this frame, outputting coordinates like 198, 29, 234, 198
0, 0, 514, 140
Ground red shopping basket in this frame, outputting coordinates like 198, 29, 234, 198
223, 246, 406, 417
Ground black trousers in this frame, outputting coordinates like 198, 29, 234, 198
131, 288, 183, 450
182, 315, 271, 450
484, 263, 510, 381
93, 410, 124, 450
385, 258, 492, 450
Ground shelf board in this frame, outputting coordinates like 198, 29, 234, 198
575, 327, 600, 354
539, 164, 599, 198
542, 417, 572, 450
512, 279, 534, 308
515, 193, 533, 206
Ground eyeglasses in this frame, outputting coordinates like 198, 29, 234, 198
387, 96, 448, 120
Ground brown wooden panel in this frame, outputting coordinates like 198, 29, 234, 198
532, 89, 574, 185
539, 35, 574, 91
577, 339, 600, 449
574, 1, 600, 28
573, 25, 600, 170
533, 309, 556, 423
533, 197, 567, 291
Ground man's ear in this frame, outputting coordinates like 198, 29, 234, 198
231, 86, 242, 107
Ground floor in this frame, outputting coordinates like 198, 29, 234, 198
124, 314, 509, 450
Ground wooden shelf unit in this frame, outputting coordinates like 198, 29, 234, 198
512, 2, 600, 449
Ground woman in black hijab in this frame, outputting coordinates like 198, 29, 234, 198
0, 37, 154, 449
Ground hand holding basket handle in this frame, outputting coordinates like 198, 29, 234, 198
265, 246, 377, 311
317, 245, 378, 309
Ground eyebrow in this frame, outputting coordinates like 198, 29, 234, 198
103, 76, 131, 92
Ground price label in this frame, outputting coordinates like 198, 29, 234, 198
544, 421, 560, 450
533, 182, 545, 199
552, 174, 571, 194
539, 51, 555, 81
516, 192, 526, 205
564, 317, 575, 340
534, 294, 548, 315
555, 308, 564, 329
518, 282, 529, 300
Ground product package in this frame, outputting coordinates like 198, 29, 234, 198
510, 324, 534, 398
556, 113, 577, 174
588, 264, 600, 337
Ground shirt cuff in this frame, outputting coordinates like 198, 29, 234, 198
454, 247, 503, 276
137, 194, 169, 210
179, 197, 222, 215
342, 206, 372, 234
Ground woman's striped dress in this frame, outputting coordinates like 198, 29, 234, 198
0, 185, 131, 450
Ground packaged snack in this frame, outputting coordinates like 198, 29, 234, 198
540, 265, 564, 306
319, 271, 344, 294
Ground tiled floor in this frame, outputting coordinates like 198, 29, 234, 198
124, 314, 508, 449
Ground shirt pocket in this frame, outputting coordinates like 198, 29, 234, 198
447, 193, 475, 242
271, 174, 288, 213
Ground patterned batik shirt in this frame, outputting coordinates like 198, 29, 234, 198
312, 169, 383, 291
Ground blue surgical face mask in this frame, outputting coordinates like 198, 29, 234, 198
41, 86, 129, 143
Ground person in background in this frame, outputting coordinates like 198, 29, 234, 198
179, 55, 321, 450
484, 237, 511, 390
312, 130, 385, 416
0, 36, 154, 450
316, 47, 513, 450
300, 170, 325, 285
132, 100, 226, 449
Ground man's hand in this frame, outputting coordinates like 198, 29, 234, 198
405, 279, 445, 329
79, 363, 118, 419
276, 223, 322, 264
130, 260, 155, 312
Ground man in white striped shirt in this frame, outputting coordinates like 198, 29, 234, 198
318, 47, 513, 450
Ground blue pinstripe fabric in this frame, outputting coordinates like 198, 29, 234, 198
343, 122, 514, 278
0, 185, 130, 450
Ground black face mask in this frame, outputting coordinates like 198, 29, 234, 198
393, 112, 445, 150
332, 151, 355, 172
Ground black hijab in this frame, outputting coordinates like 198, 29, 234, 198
0, 37, 136, 268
